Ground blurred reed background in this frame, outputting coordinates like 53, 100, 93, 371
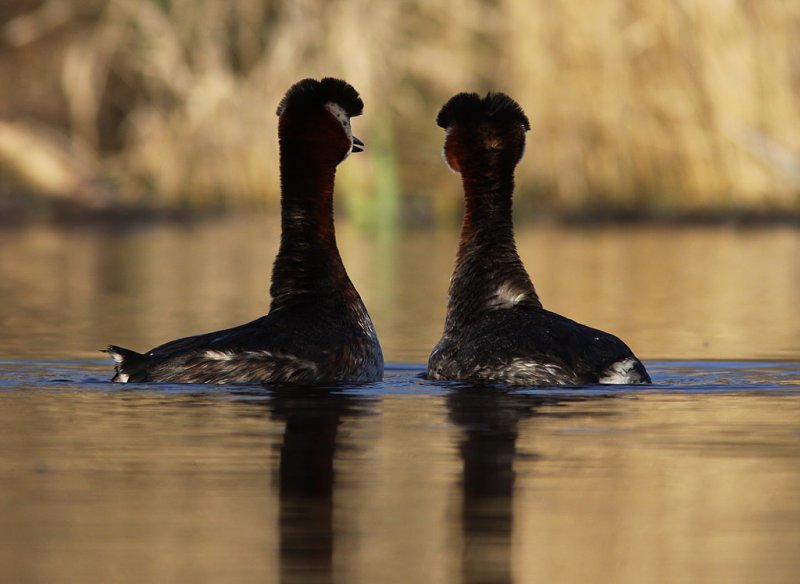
1, 0, 799, 224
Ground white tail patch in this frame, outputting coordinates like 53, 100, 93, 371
599, 358, 642, 384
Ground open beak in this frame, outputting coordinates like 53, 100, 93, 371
352, 136, 365, 153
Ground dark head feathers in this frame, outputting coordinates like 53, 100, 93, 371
436, 92, 530, 131
276, 77, 364, 117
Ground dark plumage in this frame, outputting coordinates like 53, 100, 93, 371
436, 92, 530, 131
427, 92, 650, 386
276, 77, 363, 118
106, 78, 383, 384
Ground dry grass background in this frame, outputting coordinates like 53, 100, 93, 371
0, 0, 799, 221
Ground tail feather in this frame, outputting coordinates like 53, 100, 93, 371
103, 345, 146, 382
598, 357, 651, 384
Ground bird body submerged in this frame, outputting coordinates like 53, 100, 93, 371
107, 78, 383, 384
427, 92, 650, 386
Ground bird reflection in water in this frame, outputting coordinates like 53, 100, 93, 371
267, 387, 370, 584
261, 382, 599, 584
447, 387, 594, 584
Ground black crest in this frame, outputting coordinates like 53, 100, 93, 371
276, 77, 364, 117
436, 92, 530, 131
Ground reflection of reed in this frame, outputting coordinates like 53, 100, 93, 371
1, 220, 799, 360
2, 1, 799, 213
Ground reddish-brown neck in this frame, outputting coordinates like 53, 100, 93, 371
443, 130, 541, 328
269, 112, 356, 312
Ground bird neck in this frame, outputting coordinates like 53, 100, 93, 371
445, 164, 541, 330
269, 139, 358, 312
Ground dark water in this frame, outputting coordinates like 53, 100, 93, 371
1, 218, 800, 583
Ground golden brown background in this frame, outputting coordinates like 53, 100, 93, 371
1, 0, 799, 222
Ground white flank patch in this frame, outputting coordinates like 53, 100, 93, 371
243, 350, 275, 358
468, 359, 572, 385
116, 373, 130, 383
505, 360, 565, 378
599, 358, 640, 384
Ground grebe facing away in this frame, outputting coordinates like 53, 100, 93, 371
426, 92, 650, 386
106, 78, 383, 384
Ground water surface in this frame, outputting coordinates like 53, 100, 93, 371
1, 361, 799, 584
1, 218, 799, 583
1, 217, 798, 361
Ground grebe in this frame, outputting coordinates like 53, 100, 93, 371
106, 78, 383, 384
426, 92, 650, 385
